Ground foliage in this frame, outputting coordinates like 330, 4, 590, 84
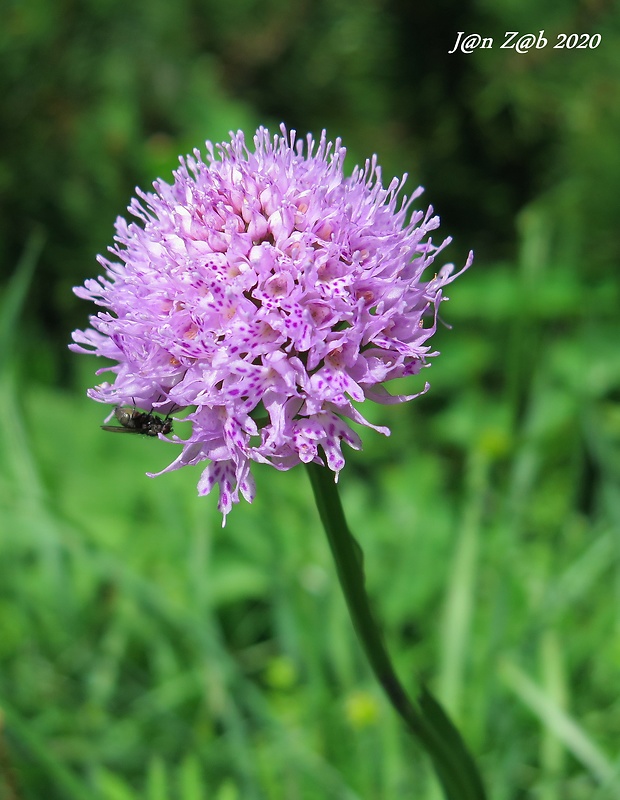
1, 0, 619, 797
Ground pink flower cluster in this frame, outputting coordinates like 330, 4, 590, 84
71, 126, 471, 523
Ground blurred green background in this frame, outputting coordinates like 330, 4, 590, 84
1, 1, 620, 798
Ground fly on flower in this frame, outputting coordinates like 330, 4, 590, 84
102, 407, 173, 437
70, 124, 471, 523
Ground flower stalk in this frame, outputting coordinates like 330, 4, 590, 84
306, 461, 487, 800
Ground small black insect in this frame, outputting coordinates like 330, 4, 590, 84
102, 407, 173, 437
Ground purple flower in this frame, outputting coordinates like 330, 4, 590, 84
71, 125, 471, 523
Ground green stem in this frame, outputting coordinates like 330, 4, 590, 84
306, 461, 487, 800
